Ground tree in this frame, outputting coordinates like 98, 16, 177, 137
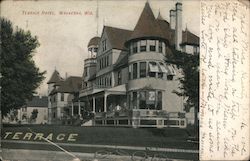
0, 18, 45, 116
168, 48, 199, 135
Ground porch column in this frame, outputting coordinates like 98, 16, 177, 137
104, 93, 108, 112
78, 100, 81, 116
71, 102, 74, 116
93, 97, 96, 113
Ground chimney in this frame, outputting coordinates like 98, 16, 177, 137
169, 9, 176, 30
65, 72, 68, 79
175, 2, 182, 50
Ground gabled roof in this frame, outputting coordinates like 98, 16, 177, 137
26, 96, 48, 108
128, 2, 166, 42
168, 29, 199, 46
88, 36, 101, 47
57, 76, 82, 93
114, 53, 128, 70
47, 70, 63, 84
105, 26, 132, 50
181, 29, 199, 46
49, 76, 82, 95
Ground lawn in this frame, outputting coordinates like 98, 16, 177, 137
2, 124, 198, 150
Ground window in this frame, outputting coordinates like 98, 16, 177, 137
109, 76, 112, 86
132, 92, 137, 109
159, 62, 168, 73
139, 62, 146, 78
147, 91, 156, 109
133, 63, 138, 79
107, 55, 109, 66
159, 41, 163, 53
139, 91, 146, 109
158, 72, 163, 79
61, 93, 64, 101
149, 40, 156, 51
104, 57, 106, 68
157, 91, 162, 110
129, 65, 132, 80
118, 71, 122, 85
102, 39, 107, 51
133, 42, 138, 53
167, 75, 173, 80
140, 40, 147, 52
102, 58, 104, 69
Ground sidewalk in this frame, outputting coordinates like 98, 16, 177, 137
2, 149, 194, 161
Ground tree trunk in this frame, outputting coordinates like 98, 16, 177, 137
194, 105, 199, 139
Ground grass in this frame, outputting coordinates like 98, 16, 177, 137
2, 124, 198, 149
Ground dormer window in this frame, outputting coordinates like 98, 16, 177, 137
140, 40, 147, 52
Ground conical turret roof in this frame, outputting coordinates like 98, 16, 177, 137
47, 70, 63, 84
128, 2, 166, 42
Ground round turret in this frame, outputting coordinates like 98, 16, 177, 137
87, 36, 101, 58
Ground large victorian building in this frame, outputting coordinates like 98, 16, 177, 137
48, 2, 199, 128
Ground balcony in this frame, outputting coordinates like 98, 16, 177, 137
79, 84, 109, 97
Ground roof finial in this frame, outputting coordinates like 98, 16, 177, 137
157, 8, 164, 20
96, 0, 99, 36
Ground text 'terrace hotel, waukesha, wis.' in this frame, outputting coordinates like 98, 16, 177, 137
47, 1, 199, 128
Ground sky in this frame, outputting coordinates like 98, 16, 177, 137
1, 0, 200, 95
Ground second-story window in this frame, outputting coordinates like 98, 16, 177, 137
61, 93, 64, 101
129, 65, 132, 80
118, 71, 122, 85
139, 62, 146, 78
140, 40, 147, 52
133, 63, 138, 79
102, 39, 107, 51
148, 62, 159, 77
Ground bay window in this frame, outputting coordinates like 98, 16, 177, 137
130, 90, 163, 110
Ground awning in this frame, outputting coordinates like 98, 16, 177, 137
159, 64, 168, 73
166, 65, 176, 75
149, 62, 159, 72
